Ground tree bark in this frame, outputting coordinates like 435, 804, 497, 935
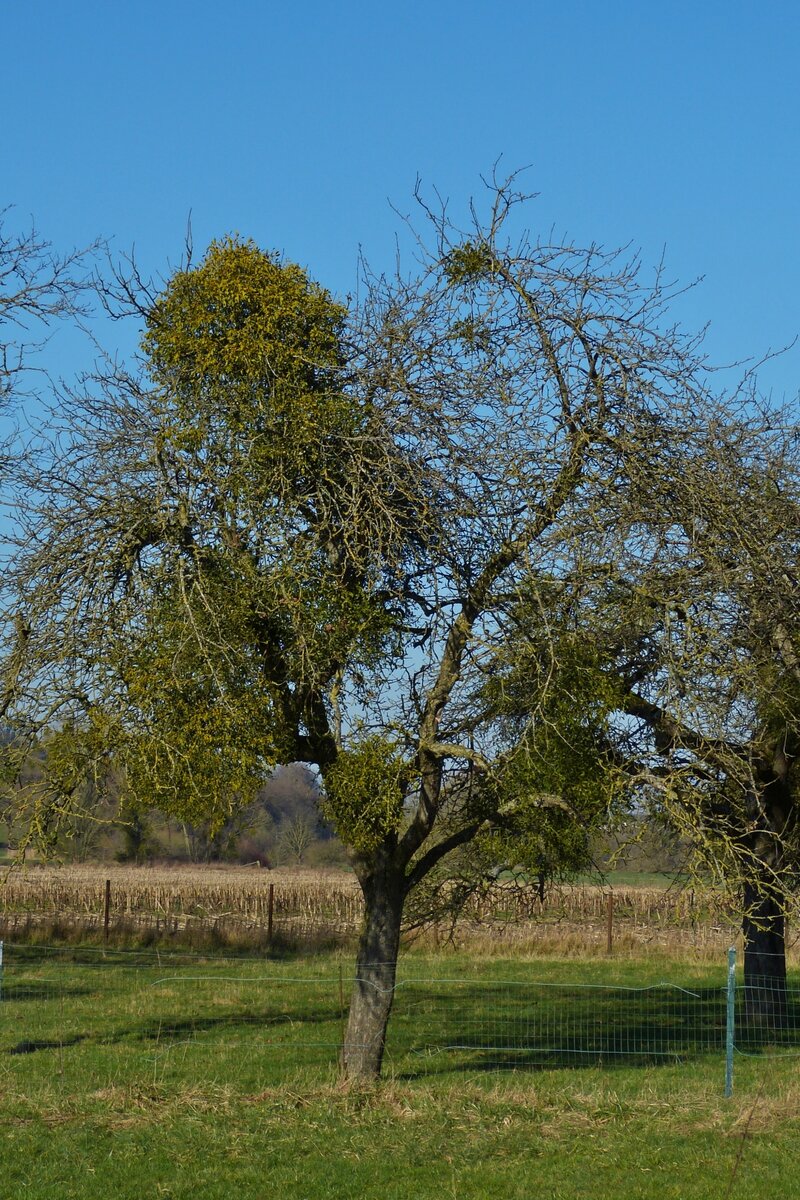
743, 875, 787, 1028
341, 855, 405, 1080
741, 766, 792, 1029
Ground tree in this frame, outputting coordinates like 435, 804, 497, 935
499, 397, 800, 1020
604, 418, 800, 1019
0, 180, 767, 1076
277, 813, 316, 865
0, 210, 96, 412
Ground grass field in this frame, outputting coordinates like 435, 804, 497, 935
2, 942, 799, 1198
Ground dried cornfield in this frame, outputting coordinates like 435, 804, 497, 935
0, 863, 752, 955
0, 864, 362, 944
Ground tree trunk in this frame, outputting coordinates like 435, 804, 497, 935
743, 876, 787, 1029
342, 859, 405, 1080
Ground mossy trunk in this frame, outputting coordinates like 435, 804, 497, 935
342, 858, 405, 1080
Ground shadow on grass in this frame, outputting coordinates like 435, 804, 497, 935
393, 1049, 717, 1079
8, 1035, 87, 1055
105, 1005, 342, 1047
0, 980, 95, 1002
2, 941, 328, 968
9, 959, 800, 1079
390, 981, 729, 1078
4, 1004, 343, 1057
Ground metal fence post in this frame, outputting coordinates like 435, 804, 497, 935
725, 945, 736, 1097
0, 940, 4, 1001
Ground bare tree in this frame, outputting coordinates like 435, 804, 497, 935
277, 813, 315, 865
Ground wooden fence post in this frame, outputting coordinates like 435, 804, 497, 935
103, 879, 111, 942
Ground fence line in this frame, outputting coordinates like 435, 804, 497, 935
2, 941, 799, 1093
1, 866, 755, 952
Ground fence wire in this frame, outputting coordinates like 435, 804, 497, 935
733, 949, 800, 1059
394, 976, 725, 1068
2, 942, 799, 1089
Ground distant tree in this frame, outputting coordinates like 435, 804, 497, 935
259, 764, 324, 832
276, 813, 316, 865
593, 815, 687, 878
115, 803, 156, 863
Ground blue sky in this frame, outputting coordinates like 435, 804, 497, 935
4, 1, 800, 398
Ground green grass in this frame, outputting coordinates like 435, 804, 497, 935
602, 869, 685, 888
570, 869, 688, 888
2, 944, 799, 1197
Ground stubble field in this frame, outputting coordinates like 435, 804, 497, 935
0, 861, 749, 957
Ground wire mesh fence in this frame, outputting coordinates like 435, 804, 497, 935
394, 976, 726, 1070
732, 950, 800, 1059
1, 940, 799, 1091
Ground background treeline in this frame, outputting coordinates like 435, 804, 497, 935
1, 727, 685, 877
0, 731, 346, 867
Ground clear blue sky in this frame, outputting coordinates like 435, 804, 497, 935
5, 1, 800, 398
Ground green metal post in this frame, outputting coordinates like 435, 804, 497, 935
725, 946, 736, 1097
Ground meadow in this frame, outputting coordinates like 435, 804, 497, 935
2, 867, 799, 1197
2, 942, 799, 1198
